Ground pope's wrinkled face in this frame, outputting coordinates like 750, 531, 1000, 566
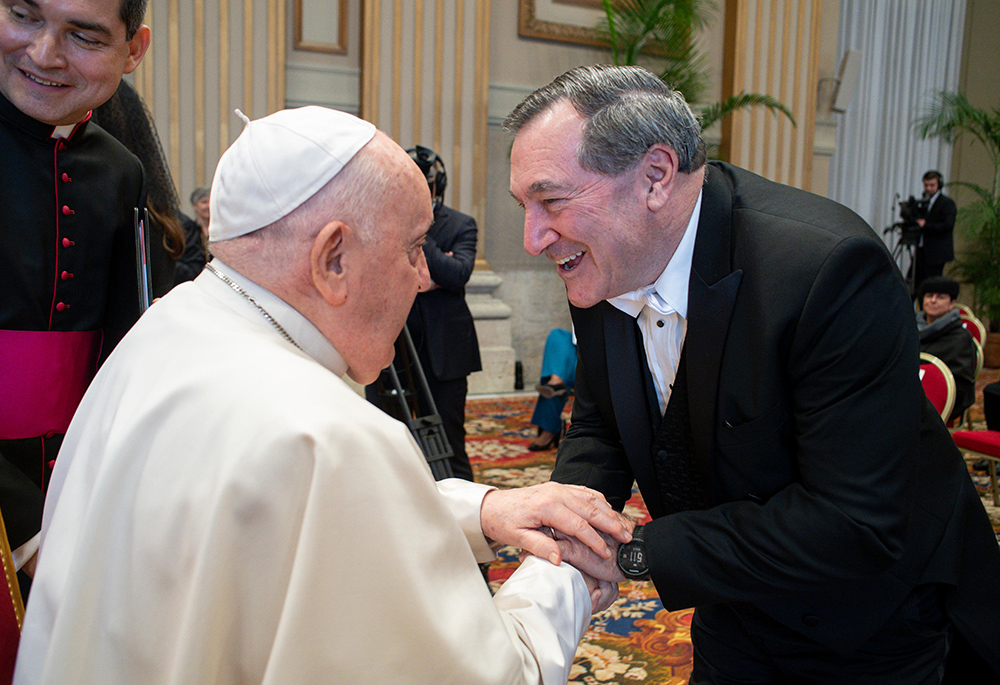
509, 99, 661, 309
0, 0, 148, 126
343, 142, 432, 384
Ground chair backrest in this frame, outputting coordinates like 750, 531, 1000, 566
954, 303, 975, 319
957, 308, 987, 346
919, 352, 956, 422
973, 338, 984, 380
0, 507, 23, 685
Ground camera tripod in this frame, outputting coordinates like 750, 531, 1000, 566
366, 326, 455, 480
885, 222, 920, 296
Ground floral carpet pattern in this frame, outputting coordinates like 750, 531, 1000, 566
465, 381, 1000, 684
467, 395, 693, 684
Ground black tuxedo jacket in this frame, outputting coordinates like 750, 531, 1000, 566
920, 192, 956, 264
552, 163, 1000, 668
407, 204, 481, 381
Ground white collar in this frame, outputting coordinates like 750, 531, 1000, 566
199, 259, 348, 377
607, 189, 702, 319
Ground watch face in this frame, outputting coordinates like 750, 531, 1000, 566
618, 540, 647, 578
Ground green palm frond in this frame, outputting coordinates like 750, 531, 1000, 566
596, 0, 794, 135
916, 91, 1000, 197
698, 93, 796, 131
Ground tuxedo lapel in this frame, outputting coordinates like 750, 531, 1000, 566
603, 306, 665, 518
686, 166, 742, 489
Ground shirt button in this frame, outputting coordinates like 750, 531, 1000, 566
61, 205, 75, 215
44, 431, 56, 439
61, 172, 72, 183
55, 302, 68, 312
656, 319, 665, 328
57, 141, 66, 151
802, 615, 820, 627
61, 270, 73, 280
62, 238, 74, 247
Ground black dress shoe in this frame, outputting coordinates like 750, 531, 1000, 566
535, 381, 568, 399
528, 430, 560, 451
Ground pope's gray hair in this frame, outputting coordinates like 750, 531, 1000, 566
503, 64, 705, 175
209, 141, 390, 275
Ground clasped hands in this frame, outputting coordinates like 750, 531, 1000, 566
480, 482, 639, 613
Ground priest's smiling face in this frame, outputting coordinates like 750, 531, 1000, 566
0, 0, 149, 126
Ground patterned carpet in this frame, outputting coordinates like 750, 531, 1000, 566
468, 394, 690, 684
465, 374, 1000, 684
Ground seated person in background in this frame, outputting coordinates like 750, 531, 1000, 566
529, 328, 577, 451
916, 276, 978, 422
176, 186, 212, 283
13, 106, 628, 685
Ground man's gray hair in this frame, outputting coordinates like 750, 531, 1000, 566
503, 65, 706, 175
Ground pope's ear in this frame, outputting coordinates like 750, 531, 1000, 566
311, 221, 349, 305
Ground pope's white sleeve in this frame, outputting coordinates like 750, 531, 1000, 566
436, 477, 498, 562
493, 555, 592, 685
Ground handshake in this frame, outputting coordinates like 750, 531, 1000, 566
479, 482, 643, 614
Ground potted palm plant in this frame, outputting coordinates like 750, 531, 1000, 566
596, 0, 794, 132
916, 91, 1000, 366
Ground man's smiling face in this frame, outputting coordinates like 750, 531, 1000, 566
0, 0, 148, 126
509, 99, 660, 309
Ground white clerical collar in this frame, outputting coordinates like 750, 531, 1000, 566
607, 189, 703, 319
202, 259, 348, 377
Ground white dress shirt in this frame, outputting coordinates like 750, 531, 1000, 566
607, 191, 703, 414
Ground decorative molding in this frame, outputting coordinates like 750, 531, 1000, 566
293, 0, 347, 53
517, 0, 608, 48
285, 62, 361, 111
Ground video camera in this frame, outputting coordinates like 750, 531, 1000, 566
897, 195, 928, 226
883, 194, 928, 247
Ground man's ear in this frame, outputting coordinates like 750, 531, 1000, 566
644, 143, 679, 212
123, 25, 152, 74
311, 221, 349, 305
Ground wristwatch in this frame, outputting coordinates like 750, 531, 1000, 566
617, 524, 650, 580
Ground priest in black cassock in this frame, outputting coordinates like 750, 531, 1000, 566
0, 0, 153, 595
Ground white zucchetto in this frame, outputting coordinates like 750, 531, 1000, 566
209, 106, 376, 242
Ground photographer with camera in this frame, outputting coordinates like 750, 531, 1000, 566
913, 170, 957, 289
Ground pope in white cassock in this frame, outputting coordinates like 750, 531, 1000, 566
13, 106, 631, 684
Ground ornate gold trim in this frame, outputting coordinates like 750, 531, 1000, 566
0, 509, 24, 630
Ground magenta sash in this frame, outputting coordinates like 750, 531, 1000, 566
0, 330, 102, 439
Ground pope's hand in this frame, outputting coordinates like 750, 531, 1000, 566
480, 482, 632, 566
554, 511, 639, 583
579, 568, 619, 613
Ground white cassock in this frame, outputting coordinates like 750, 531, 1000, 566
14, 261, 592, 685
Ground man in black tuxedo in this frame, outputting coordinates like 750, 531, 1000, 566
368, 147, 481, 480
914, 170, 957, 289
506, 65, 1000, 683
